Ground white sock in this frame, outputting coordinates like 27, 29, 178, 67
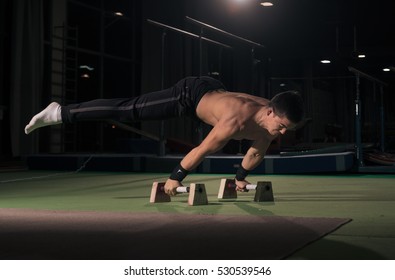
24, 102, 62, 134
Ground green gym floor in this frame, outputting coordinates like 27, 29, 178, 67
0, 171, 394, 259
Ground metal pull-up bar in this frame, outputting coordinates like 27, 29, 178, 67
185, 16, 264, 95
185, 16, 264, 48
348, 67, 387, 86
147, 19, 232, 49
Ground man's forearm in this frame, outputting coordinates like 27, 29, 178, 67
240, 139, 269, 172
241, 154, 265, 171
234, 156, 264, 182
180, 146, 207, 171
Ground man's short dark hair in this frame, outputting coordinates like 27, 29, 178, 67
269, 91, 304, 124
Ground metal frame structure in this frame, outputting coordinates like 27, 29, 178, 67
348, 66, 388, 171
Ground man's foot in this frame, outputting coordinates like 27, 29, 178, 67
24, 102, 62, 134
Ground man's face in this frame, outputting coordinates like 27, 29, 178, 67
267, 111, 295, 136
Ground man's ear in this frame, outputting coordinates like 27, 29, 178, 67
267, 108, 273, 116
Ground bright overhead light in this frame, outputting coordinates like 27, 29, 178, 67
321, 60, 331, 64
383, 68, 390, 72
114, 11, 124, 17
357, 54, 366, 58
261, 2, 274, 7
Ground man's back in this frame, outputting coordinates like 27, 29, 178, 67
196, 90, 271, 140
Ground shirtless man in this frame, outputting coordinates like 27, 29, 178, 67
25, 76, 304, 195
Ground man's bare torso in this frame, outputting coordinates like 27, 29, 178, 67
196, 90, 273, 141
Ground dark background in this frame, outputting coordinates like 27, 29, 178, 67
1, 0, 394, 159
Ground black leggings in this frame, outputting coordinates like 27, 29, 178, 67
61, 76, 226, 123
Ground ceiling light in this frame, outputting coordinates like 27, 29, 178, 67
79, 65, 95, 71
383, 68, 390, 72
261, 2, 274, 7
357, 54, 366, 58
320, 60, 331, 64
114, 12, 124, 17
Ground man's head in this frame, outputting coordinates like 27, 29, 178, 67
263, 91, 304, 136
269, 91, 304, 124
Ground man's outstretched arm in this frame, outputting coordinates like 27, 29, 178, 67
164, 121, 238, 195
235, 138, 271, 190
